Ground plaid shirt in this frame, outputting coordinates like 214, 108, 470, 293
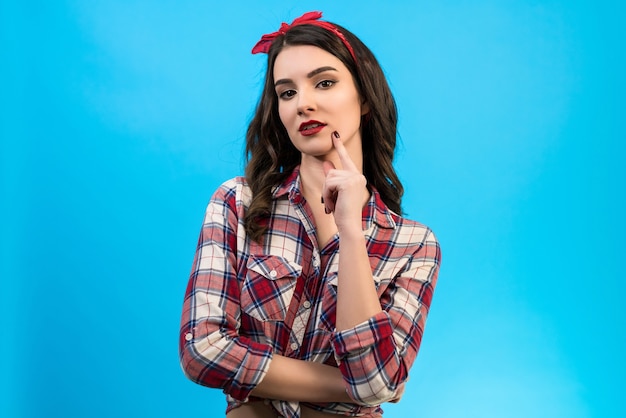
179, 167, 441, 417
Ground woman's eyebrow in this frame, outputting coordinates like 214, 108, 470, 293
307, 66, 337, 78
274, 66, 338, 87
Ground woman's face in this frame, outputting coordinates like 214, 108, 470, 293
273, 45, 368, 162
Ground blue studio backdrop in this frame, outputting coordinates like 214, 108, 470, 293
1, 1, 624, 417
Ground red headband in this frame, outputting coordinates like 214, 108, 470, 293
251, 11, 356, 62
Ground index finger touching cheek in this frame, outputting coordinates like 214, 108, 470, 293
331, 131, 358, 172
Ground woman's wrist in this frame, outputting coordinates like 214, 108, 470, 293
337, 222, 365, 240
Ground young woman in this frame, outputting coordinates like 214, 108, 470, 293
179, 11, 441, 418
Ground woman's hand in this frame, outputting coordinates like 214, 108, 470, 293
322, 131, 369, 232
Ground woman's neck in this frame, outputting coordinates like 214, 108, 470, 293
298, 147, 364, 195
299, 159, 328, 206
298, 158, 338, 248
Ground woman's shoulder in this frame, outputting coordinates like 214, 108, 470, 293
210, 175, 250, 194
216, 175, 248, 189
209, 176, 253, 207
370, 191, 436, 241
389, 211, 439, 246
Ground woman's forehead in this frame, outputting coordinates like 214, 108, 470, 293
273, 45, 347, 79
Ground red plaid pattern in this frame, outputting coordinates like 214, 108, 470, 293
179, 167, 441, 417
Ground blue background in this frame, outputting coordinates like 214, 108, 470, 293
1, 1, 624, 417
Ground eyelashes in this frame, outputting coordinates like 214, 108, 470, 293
279, 89, 297, 99
277, 79, 338, 100
317, 79, 336, 89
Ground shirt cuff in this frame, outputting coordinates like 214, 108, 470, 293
331, 311, 394, 359
228, 337, 273, 401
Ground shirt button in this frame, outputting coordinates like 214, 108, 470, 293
303, 301, 311, 309
312, 258, 320, 267
269, 270, 277, 278
291, 342, 299, 351
185, 333, 193, 341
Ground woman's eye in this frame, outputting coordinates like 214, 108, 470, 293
317, 80, 336, 89
279, 89, 296, 99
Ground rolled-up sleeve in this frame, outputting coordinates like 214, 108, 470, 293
179, 182, 273, 401
331, 228, 441, 406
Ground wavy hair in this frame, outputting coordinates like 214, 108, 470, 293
244, 23, 403, 241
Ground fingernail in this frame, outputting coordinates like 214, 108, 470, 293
325, 207, 330, 214
333, 131, 340, 139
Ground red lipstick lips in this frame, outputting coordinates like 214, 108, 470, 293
299, 120, 326, 136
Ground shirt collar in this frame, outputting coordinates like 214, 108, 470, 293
272, 166, 301, 199
272, 166, 397, 230
362, 187, 397, 230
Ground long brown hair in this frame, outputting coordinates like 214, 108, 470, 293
244, 23, 403, 242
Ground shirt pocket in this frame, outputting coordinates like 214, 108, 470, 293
241, 255, 302, 322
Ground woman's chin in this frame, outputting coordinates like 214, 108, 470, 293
298, 144, 335, 159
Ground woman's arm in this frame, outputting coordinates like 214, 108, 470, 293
179, 181, 274, 401
331, 230, 440, 405
251, 355, 352, 403
322, 134, 441, 406
321, 133, 383, 331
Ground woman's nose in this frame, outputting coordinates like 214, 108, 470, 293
296, 89, 316, 115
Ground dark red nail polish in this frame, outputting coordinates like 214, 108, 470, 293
333, 131, 340, 139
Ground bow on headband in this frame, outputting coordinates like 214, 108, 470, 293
251, 11, 356, 62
